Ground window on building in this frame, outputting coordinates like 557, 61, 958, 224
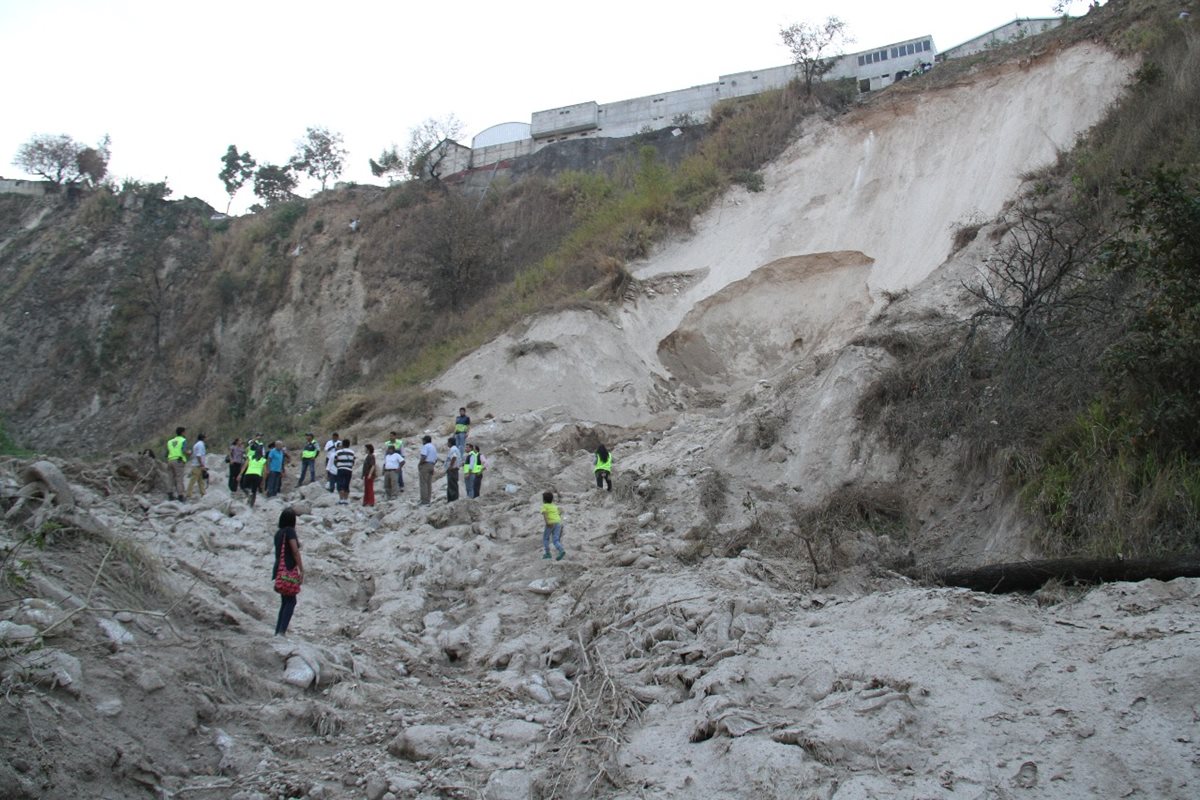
923, 40, 931, 51
858, 55, 865, 66
890, 47, 897, 58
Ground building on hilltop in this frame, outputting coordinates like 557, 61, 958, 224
937, 18, 1064, 60
433, 18, 1062, 180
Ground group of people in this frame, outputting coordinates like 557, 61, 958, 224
167, 408, 618, 638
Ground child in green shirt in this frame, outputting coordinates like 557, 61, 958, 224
541, 491, 565, 561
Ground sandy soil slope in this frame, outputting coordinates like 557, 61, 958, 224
435, 43, 1130, 427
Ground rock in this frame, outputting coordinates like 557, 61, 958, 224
437, 626, 471, 661
98, 617, 135, 650
492, 719, 544, 744
521, 679, 554, 705
95, 697, 123, 717
299, 482, 328, 501
637, 512, 655, 528
135, 669, 166, 693
544, 669, 573, 700
802, 661, 838, 702
364, 774, 389, 800
215, 728, 259, 775
284, 655, 317, 688
290, 500, 312, 517
0, 621, 39, 644
12, 598, 70, 633
484, 769, 533, 800
387, 773, 423, 794
5, 649, 83, 695
527, 578, 559, 596
387, 725, 454, 761
202, 509, 225, 523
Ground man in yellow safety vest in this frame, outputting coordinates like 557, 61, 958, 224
165, 426, 188, 502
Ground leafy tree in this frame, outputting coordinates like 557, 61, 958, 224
290, 126, 346, 191
13, 133, 110, 186
779, 17, 853, 96
218, 145, 256, 213
404, 115, 464, 184
410, 193, 496, 309
252, 163, 298, 207
1105, 168, 1200, 451
369, 145, 405, 181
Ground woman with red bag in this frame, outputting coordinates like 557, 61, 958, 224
272, 507, 304, 636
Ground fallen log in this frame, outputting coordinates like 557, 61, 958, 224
935, 556, 1200, 593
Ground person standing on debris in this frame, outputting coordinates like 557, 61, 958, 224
186, 432, 209, 499
272, 507, 304, 636
362, 443, 377, 507
472, 445, 487, 497
418, 435, 437, 505
227, 437, 245, 493
324, 431, 340, 492
239, 445, 268, 507
335, 438, 356, 505
463, 444, 480, 499
265, 440, 285, 497
165, 426, 188, 502
444, 436, 461, 502
298, 433, 320, 487
541, 491, 566, 560
383, 444, 403, 500
454, 407, 470, 454
384, 432, 405, 490
594, 444, 613, 492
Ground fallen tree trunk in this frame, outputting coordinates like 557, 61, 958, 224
935, 556, 1200, 593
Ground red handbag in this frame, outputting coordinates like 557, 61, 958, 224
274, 537, 301, 596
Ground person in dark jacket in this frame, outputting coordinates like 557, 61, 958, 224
272, 507, 304, 636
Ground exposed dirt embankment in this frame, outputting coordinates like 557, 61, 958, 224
433, 43, 1132, 427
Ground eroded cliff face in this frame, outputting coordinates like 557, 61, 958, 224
0, 190, 387, 451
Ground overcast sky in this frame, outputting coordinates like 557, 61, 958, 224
0, 0, 1075, 212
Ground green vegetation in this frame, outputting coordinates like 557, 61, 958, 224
864, 5, 1200, 558
0, 416, 32, 456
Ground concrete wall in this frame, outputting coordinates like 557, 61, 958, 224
939, 18, 1063, 60
0, 178, 51, 197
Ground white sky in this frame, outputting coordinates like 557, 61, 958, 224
0, 0, 1071, 213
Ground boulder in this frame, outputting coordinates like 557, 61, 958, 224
527, 578, 559, 596
12, 598, 71, 633
283, 655, 317, 688
387, 725, 454, 761
5, 649, 83, 695
491, 719, 544, 744
0, 621, 39, 645
484, 769, 533, 800
98, 617, 135, 650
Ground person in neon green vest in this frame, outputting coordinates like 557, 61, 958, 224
165, 426, 188, 502
594, 444, 613, 492
298, 433, 320, 487
239, 446, 268, 507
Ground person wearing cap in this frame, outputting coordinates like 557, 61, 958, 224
298, 433, 320, 487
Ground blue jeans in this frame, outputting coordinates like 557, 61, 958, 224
298, 459, 316, 485
266, 471, 282, 497
455, 432, 466, 453
543, 523, 563, 555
